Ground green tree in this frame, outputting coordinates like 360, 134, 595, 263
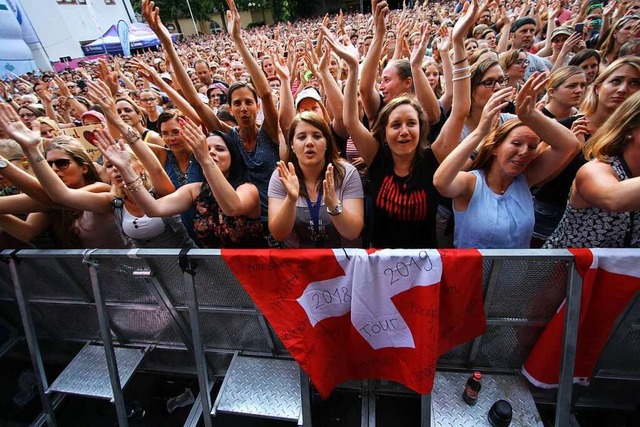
132, 0, 219, 33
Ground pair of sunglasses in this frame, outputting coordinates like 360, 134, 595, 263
47, 159, 71, 170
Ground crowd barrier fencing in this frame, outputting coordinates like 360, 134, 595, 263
0, 248, 637, 427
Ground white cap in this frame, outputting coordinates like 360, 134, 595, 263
159, 72, 172, 82
294, 87, 322, 109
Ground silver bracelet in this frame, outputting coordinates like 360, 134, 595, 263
451, 74, 471, 82
452, 65, 471, 74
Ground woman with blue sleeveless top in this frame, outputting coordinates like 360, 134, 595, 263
434, 73, 580, 249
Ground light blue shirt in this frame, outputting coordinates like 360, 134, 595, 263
454, 170, 534, 249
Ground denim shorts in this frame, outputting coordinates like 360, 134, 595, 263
532, 197, 565, 240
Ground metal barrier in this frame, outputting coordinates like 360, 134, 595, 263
0, 249, 638, 427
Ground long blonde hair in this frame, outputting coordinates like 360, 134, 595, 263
583, 91, 640, 162
580, 57, 640, 116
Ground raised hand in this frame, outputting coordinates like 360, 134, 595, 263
142, 0, 172, 42
436, 26, 451, 52
178, 117, 208, 161
92, 128, 132, 172
322, 27, 359, 68
225, 0, 242, 41
53, 75, 72, 98
272, 49, 290, 81
453, 0, 478, 41
129, 57, 160, 83
322, 163, 338, 212
570, 116, 589, 144
557, 31, 582, 55
86, 79, 119, 120
276, 161, 300, 200
478, 87, 515, 134
410, 22, 430, 67
372, 0, 389, 31
97, 59, 120, 96
35, 83, 53, 105
0, 103, 42, 149
516, 72, 549, 120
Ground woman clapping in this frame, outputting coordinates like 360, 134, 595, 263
268, 113, 364, 248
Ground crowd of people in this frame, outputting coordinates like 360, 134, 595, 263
0, 0, 639, 250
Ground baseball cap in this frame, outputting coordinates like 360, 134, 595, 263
551, 26, 575, 41
294, 87, 322, 109
81, 110, 106, 124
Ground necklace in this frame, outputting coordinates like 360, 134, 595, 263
172, 154, 194, 186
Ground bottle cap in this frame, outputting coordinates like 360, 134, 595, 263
488, 400, 512, 427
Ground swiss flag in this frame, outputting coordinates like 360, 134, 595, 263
523, 249, 640, 388
222, 248, 485, 398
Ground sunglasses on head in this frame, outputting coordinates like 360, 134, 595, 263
47, 158, 71, 170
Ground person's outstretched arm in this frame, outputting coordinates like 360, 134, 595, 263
434, 88, 513, 199
410, 22, 441, 125
142, 0, 230, 134
359, 0, 389, 122
517, 72, 581, 187
323, 27, 379, 166
431, 0, 476, 163
226, 0, 279, 143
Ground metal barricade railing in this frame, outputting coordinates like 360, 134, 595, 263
1, 249, 638, 427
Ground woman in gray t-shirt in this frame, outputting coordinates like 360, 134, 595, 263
268, 113, 364, 248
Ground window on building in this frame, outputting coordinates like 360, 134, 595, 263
57, 0, 78, 4
105, 0, 116, 4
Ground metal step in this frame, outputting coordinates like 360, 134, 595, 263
431, 372, 543, 426
47, 343, 146, 400
212, 353, 301, 422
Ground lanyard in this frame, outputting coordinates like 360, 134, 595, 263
304, 188, 323, 242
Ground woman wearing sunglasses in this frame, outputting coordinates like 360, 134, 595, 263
0, 105, 124, 249
0, 99, 196, 249
99, 117, 265, 249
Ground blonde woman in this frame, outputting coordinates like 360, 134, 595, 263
544, 91, 640, 248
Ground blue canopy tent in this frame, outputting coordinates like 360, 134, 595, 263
81, 22, 179, 56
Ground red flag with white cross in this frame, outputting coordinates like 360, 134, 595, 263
222, 249, 486, 398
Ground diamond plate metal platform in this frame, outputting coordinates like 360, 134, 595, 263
212, 354, 301, 422
48, 344, 146, 400
431, 372, 543, 427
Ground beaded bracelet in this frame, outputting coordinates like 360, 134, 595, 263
452, 65, 471, 74
452, 57, 468, 65
123, 127, 141, 145
451, 74, 471, 82
123, 176, 142, 190
127, 180, 145, 192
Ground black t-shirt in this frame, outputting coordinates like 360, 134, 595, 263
534, 115, 589, 207
147, 118, 159, 133
368, 146, 440, 248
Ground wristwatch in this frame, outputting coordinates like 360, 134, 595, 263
0, 159, 8, 169
327, 201, 343, 216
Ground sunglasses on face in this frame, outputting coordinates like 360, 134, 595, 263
47, 158, 71, 170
